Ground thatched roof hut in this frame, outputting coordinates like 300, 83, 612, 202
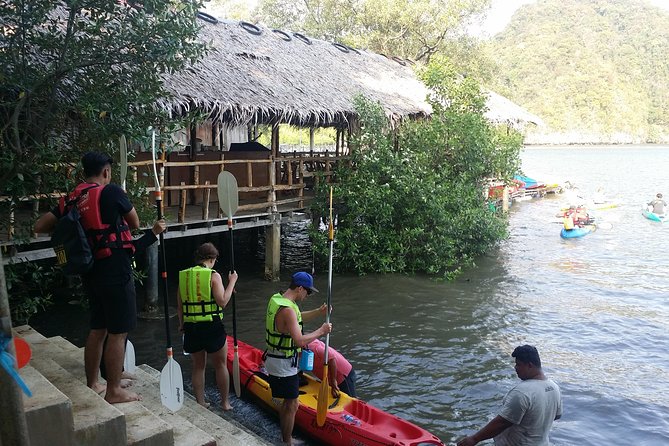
159, 15, 431, 129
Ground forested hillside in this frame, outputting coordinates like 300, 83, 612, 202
487, 0, 669, 143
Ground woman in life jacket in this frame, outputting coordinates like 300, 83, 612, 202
177, 242, 238, 410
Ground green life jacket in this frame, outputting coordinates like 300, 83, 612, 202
179, 266, 223, 323
265, 293, 303, 357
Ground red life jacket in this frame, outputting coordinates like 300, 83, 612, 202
58, 183, 135, 260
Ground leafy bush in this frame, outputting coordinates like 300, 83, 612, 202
4, 261, 58, 324
311, 57, 522, 277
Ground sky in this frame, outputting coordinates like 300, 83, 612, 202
208, 0, 669, 38
475, 0, 669, 37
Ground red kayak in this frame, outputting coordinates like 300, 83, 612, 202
226, 337, 444, 446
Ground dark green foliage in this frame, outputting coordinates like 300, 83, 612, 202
0, 0, 206, 231
4, 261, 57, 324
487, 0, 669, 141
311, 58, 521, 277
0, 0, 206, 322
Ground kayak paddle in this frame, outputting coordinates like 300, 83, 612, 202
152, 129, 184, 412
119, 134, 127, 190
317, 186, 335, 426
119, 135, 137, 375
123, 339, 136, 374
217, 170, 241, 397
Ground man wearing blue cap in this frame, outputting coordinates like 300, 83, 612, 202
265, 271, 332, 445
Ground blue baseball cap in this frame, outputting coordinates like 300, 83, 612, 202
291, 272, 319, 293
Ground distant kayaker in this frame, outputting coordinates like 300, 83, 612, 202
176, 242, 238, 411
456, 345, 562, 446
306, 338, 357, 398
264, 271, 332, 446
648, 193, 666, 214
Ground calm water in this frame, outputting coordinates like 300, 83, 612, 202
32, 145, 669, 445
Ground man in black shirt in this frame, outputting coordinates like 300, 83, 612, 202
35, 152, 165, 403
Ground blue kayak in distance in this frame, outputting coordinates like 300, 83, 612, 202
560, 226, 594, 238
642, 209, 666, 222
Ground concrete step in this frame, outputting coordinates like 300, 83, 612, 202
22, 328, 175, 446
19, 365, 75, 446
49, 336, 216, 446
39, 337, 176, 446
139, 365, 272, 446
14, 324, 47, 343
31, 357, 127, 446
119, 366, 217, 446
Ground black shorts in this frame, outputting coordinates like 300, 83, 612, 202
183, 320, 227, 354
87, 278, 137, 334
267, 373, 300, 399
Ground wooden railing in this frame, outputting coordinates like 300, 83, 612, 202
0, 152, 347, 243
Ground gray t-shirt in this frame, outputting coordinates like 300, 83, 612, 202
494, 378, 562, 446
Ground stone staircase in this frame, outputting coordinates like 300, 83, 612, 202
14, 325, 272, 446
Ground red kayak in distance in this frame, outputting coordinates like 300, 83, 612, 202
226, 337, 444, 446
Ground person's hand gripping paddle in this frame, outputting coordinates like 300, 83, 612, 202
151, 129, 184, 411
317, 186, 335, 426
217, 170, 241, 397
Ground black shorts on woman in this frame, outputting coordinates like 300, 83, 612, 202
183, 317, 227, 354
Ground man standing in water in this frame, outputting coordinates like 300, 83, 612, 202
457, 345, 562, 446
35, 152, 165, 403
265, 272, 332, 445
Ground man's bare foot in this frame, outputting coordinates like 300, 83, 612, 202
105, 388, 142, 404
89, 382, 107, 395
120, 378, 133, 388
197, 400, 211, 409
221, 402, 233, 411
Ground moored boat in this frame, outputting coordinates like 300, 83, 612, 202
226, 337, 444, 446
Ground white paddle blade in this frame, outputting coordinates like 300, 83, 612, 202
217, 171, 239, 218
233, 347, 241, 397
160, 354, 184, 412
123, 339, 136, 374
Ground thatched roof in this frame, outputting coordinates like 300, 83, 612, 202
159, 16, 431, 128
484, 90, 545, 128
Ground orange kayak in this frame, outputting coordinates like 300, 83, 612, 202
226, 337, 444, 446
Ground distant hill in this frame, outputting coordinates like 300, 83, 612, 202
487, 0, 669, 143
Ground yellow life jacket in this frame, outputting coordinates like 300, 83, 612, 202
179, 266, 223, 323
265, 293, 302, 357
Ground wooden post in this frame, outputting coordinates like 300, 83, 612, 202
270, 124, 279, 213
179, 181, 187, 223
298, 159, 304, 208
246, 162, 253, 188
502, 186, 510, 212
202, 180, 211, 220
309, 128, 315, 153
142, 243, 159, 313
0, 250, 30, 446
336, 128, 341, 156
193, 164, 200, 206
264, 221, 281, 281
